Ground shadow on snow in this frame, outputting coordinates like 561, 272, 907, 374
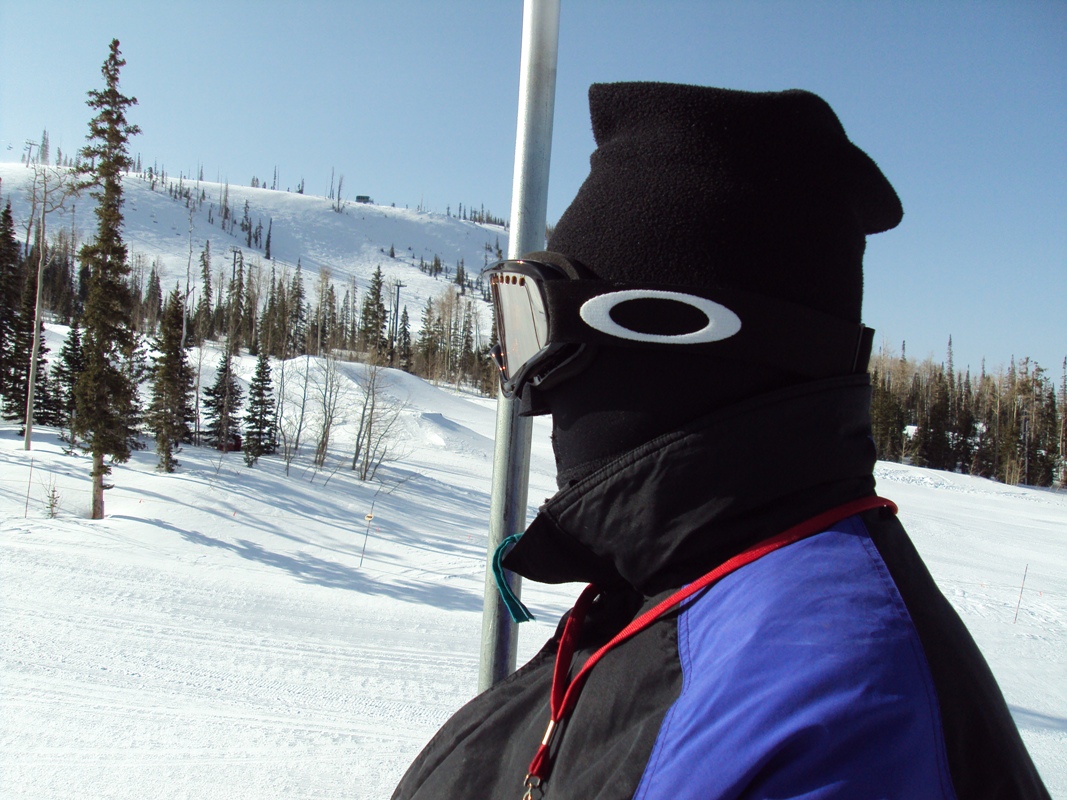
170, 522, 482, 613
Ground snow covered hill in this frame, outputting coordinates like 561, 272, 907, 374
0, 161, 507, 335
2, 340, 1065, 798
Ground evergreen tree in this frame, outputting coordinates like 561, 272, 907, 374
146, 289, 194, 472
970, 373, 1000, 479
194, 240, 213, 344
225, 249, 245, 353
202, 348, 243, 451
242, 348, 277, 466
243, 261, 260, 354
33, 356, 64, 428
1032, 384, 1060, 486
52, 317, 85, 445
0, 203, 22, 403
358, 266, 388, 362
870, 368, 906, 462
73, 39, 142, 519
952, 372, 977, 472
913, 368, 953, 470
287, 261, 307, 355
261, 265, 280, 357
2, 263, 45, 423
143, 263, 163, 333
240, 200, 252, 247
458, 300, 476, 382
396, 306, 413, 372
416, 297, 438, 379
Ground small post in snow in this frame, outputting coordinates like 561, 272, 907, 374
479, 0, 560, 693
1013, 564, 1028, 624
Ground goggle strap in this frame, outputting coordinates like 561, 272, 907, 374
542, 281, 873, 376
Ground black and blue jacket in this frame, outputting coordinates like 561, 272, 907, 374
392, 376, 1050, 799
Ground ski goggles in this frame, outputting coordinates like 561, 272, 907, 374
484, 255, 875, 399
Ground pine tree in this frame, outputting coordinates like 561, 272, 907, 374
146, 289, 194, 472
143, 263, 162, 334
359, 266, 388, 362
52, 317, 85, 446
870, 368, 905, 462
458, 301, 476, 383
242, 348, 277, 466
952, 372, 977, 472
194, 240, 213, 343
2, 263, 44, 423
970, 373, 1000, 479
396, 306, 413, 372
202, 348, 243, 451
33, 357, 64, 428
288, 261, 307, 355
74, 42, 141, 520
416, 297, 438, 379
0, 203, 24, 405
913, 368, 953, 470
73, 39, 142, 518
242, 261, 259, 355
261, 265, 279, 357
225, 249, 244, 353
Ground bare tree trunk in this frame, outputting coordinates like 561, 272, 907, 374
352, 364, 378, 473
313, 354, 348, 468
278, 356, 311, 476
23, 241, 50, 450
24, 164, 80, 449
91, 450, 105, 519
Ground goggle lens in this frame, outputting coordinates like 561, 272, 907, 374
489, 271, 550, 384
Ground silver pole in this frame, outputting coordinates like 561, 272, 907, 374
479, 0, 560, 693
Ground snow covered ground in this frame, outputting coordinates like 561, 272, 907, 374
2, 342, 1065, 798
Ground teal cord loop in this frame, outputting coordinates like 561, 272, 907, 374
493, 534, 534, 623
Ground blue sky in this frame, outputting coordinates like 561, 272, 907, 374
1, 0, 1064, 374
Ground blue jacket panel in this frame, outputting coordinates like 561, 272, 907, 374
636, 515, 958, 800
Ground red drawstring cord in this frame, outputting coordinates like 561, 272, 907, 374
521, 495, 897, 798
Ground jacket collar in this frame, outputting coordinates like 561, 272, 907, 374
504, 375, 877, 595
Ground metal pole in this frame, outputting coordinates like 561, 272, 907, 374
479, 0, 560, 693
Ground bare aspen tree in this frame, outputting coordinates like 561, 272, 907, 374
23, 163, 80, 450
312, 352, 350, 468
351, 362, 408, 481
277, 354, 312, 476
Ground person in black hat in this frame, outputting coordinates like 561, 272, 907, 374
392, 83, 1050, 800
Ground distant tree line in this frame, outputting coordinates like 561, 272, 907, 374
450, 202, 508, 228
183, 244, 498, 394
870, 341, 1065, 487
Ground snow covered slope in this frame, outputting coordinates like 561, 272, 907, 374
1, 339, 1065, 798
0, 161, 506, 333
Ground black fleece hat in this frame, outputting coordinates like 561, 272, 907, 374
538, 82, 903, 486
548, 82, 903, 324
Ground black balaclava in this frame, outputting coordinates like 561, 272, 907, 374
536, 82, 903, 487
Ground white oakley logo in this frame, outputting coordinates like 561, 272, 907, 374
579, 290, 742, 344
